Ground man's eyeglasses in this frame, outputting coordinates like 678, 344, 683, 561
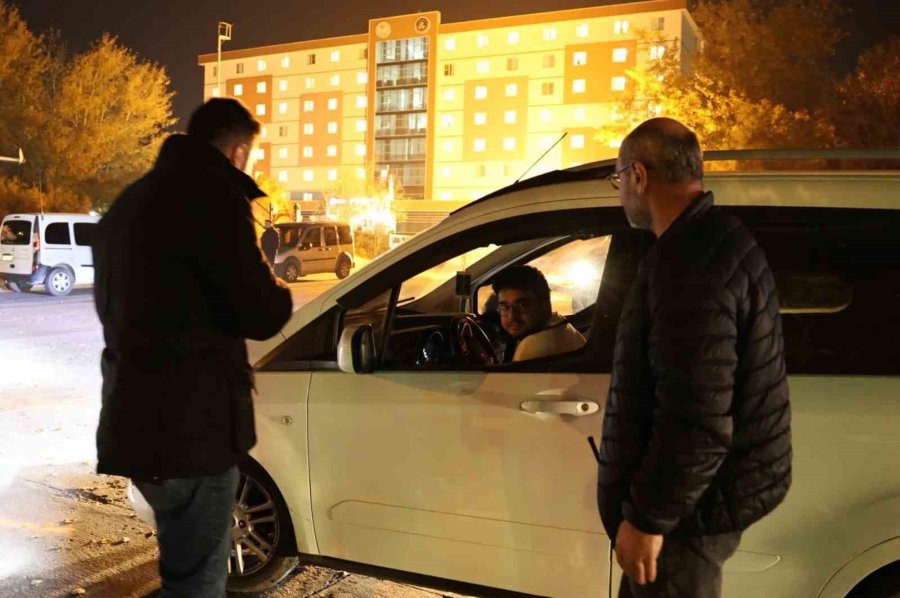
497, 298, 535, 315
607, 162, 634, 190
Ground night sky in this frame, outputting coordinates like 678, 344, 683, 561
14, 0, 897, 128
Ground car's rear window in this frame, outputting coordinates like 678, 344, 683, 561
1, 220, 31, 245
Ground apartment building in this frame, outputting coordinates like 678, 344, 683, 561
198, 0, 699, 217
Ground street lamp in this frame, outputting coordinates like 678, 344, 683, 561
0, 148, 25, 165
217, 21, 232, 97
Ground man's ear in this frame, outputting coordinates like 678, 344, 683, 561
632, 161, 650, 194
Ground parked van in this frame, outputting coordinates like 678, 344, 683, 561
0, 213, 99, 296
272, 221, 354, 282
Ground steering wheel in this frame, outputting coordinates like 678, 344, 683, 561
451, 315, 498, 367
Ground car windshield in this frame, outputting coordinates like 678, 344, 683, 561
0, 220, 31, 245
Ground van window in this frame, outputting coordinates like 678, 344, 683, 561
280, 227, 298, 248
1, 220, 31, 245
338, 226, 353, 245
74, 223, 97, 247
324, 226, 338, 247
45, 222, 71, 245
301, 227, 321, 248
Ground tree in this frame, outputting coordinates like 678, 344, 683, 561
0, 175, 90, 220
829, 37, 900, 149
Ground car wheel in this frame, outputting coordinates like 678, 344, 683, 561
45, 267, 73, 296
226, 459, 300, 594
283, 260, 301, 283
335, 256, 351, 279
5, 281, 32, 293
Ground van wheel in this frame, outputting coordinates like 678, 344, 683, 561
5, 281, 32, 293
45, 267, 73, 296
335, 256, 352, 279
226, 459, 299, 593
283, 260, 301, 283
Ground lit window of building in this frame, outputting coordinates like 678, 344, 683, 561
571, 134, 585, 149
442, 140, 454, 153
612, 76, 627, 91
211, 86, 220, 97
474, 112, 487, 125
574, 106, 586, 121
356, 96, 367, 108
507, 31, 519, 44
327, 121, 338, 134
609, 139, 622, 148
474, 138, 486, 152
477, 34, 489, 48
507, 57, 519, 71
357, 72, 368, 85
327, 145, 337, 157
328, 169, 338, 181
573, 79, 586, 94
357, 168, 366, 179
303, 100, 314, 112
651, 17, 665, 31
279, 102, 288, 114
576, 24, 589, 38
303, 146, 313, 157
355, 144, 366, 156
613, 48, 628, 63
305, 77, 315, 89
279, 79, 288, 92
330, 74, 340, 86
261, 126, 268, 138
233, 84, 244, 96
254, 148, 265, 161
505, 83, 518, 97
303, 123, 314, 135
256, 104, 266, 116
541, 108, 552, 122
542, 82, 554, 95
504, 110, 517, 124
573, 51, 587, 66
615, 20, 630, 34
503, 137, 516, 151
440, 192, 452, 199
442, 114, 454, 127
327, 98, 338, 110
278, 170, 288, 182
356, 120, 367, 132
443, 89, 455, 101
278, 148, 288, 159
444, 38, 456, 51
281, 56, 290, 68
474, 86, 487, 100
257, 59, 267, 71
257, 81, 267, 93
476, 60, 490, 74
303, 170, 314, 182
543, 27, 557, 41
441, 166, 451, 178
330, 50, 340, 62
543, 54, 556, 68
650, 45, 666, 60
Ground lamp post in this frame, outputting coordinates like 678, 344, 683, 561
217, 22, 232, 96
0, 148, 24, 164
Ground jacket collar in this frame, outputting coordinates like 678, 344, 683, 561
657, 191, 714, 245
154, 134, 266, 201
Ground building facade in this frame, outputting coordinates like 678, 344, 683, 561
198, 1, 699, 215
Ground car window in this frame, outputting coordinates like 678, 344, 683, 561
44, 222, 71, 245
73, 223, 96, 247
398, 245, 501, 303
301, 227, 321, 247
1, 220, 30, 245
324, 227, 338, 247
338, 226, 353, 245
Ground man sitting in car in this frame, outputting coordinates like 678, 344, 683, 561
492, 265, 586, 362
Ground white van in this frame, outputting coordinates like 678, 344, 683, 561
0, 213, 99, 296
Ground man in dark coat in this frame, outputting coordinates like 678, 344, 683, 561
261, 219, 278, 267
597, 118, 791, 597
92, 98, 292, 597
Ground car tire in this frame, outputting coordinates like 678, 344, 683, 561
283, 259, 301, 283
5, 281, 32, 293
848, 561, 900, 598
335, 255, 352, 279
45, 267, 74, 296
226, 458, 300, 594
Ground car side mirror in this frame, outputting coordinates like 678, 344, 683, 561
337, 324, 376, 374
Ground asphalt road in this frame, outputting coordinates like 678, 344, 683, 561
0, 277, 459, 598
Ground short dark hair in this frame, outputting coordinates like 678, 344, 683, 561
492, 265, 551, 307
187, 98, 260, 149
620, 117, 703, 184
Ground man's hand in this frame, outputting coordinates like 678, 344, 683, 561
615, 520, 664, 585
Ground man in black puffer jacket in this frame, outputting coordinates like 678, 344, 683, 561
597, 118, 791, 598
93, 99, 292, 597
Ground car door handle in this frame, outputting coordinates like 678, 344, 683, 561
520, 400, 599, 416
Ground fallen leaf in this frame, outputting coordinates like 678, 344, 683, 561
62, 519, 76, 525
48, 546, 61, 552
113, 536, 130, 545
30, 580, 43, 586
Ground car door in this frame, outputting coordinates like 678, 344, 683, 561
320, 226, 340, 273
71, 221, 97, 284
40, 220, 74, 275
0, 216, 35, 280
297, 226, 326, 274
306, 210, 645, 597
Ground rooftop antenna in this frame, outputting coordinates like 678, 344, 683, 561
515, 132, 567, 184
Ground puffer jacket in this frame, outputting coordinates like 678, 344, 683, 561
93, 134, 292, 480
598, 192, 791, 540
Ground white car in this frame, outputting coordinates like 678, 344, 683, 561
135, 150, 900, 597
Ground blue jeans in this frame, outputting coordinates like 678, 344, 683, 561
135, 466, 239, 598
